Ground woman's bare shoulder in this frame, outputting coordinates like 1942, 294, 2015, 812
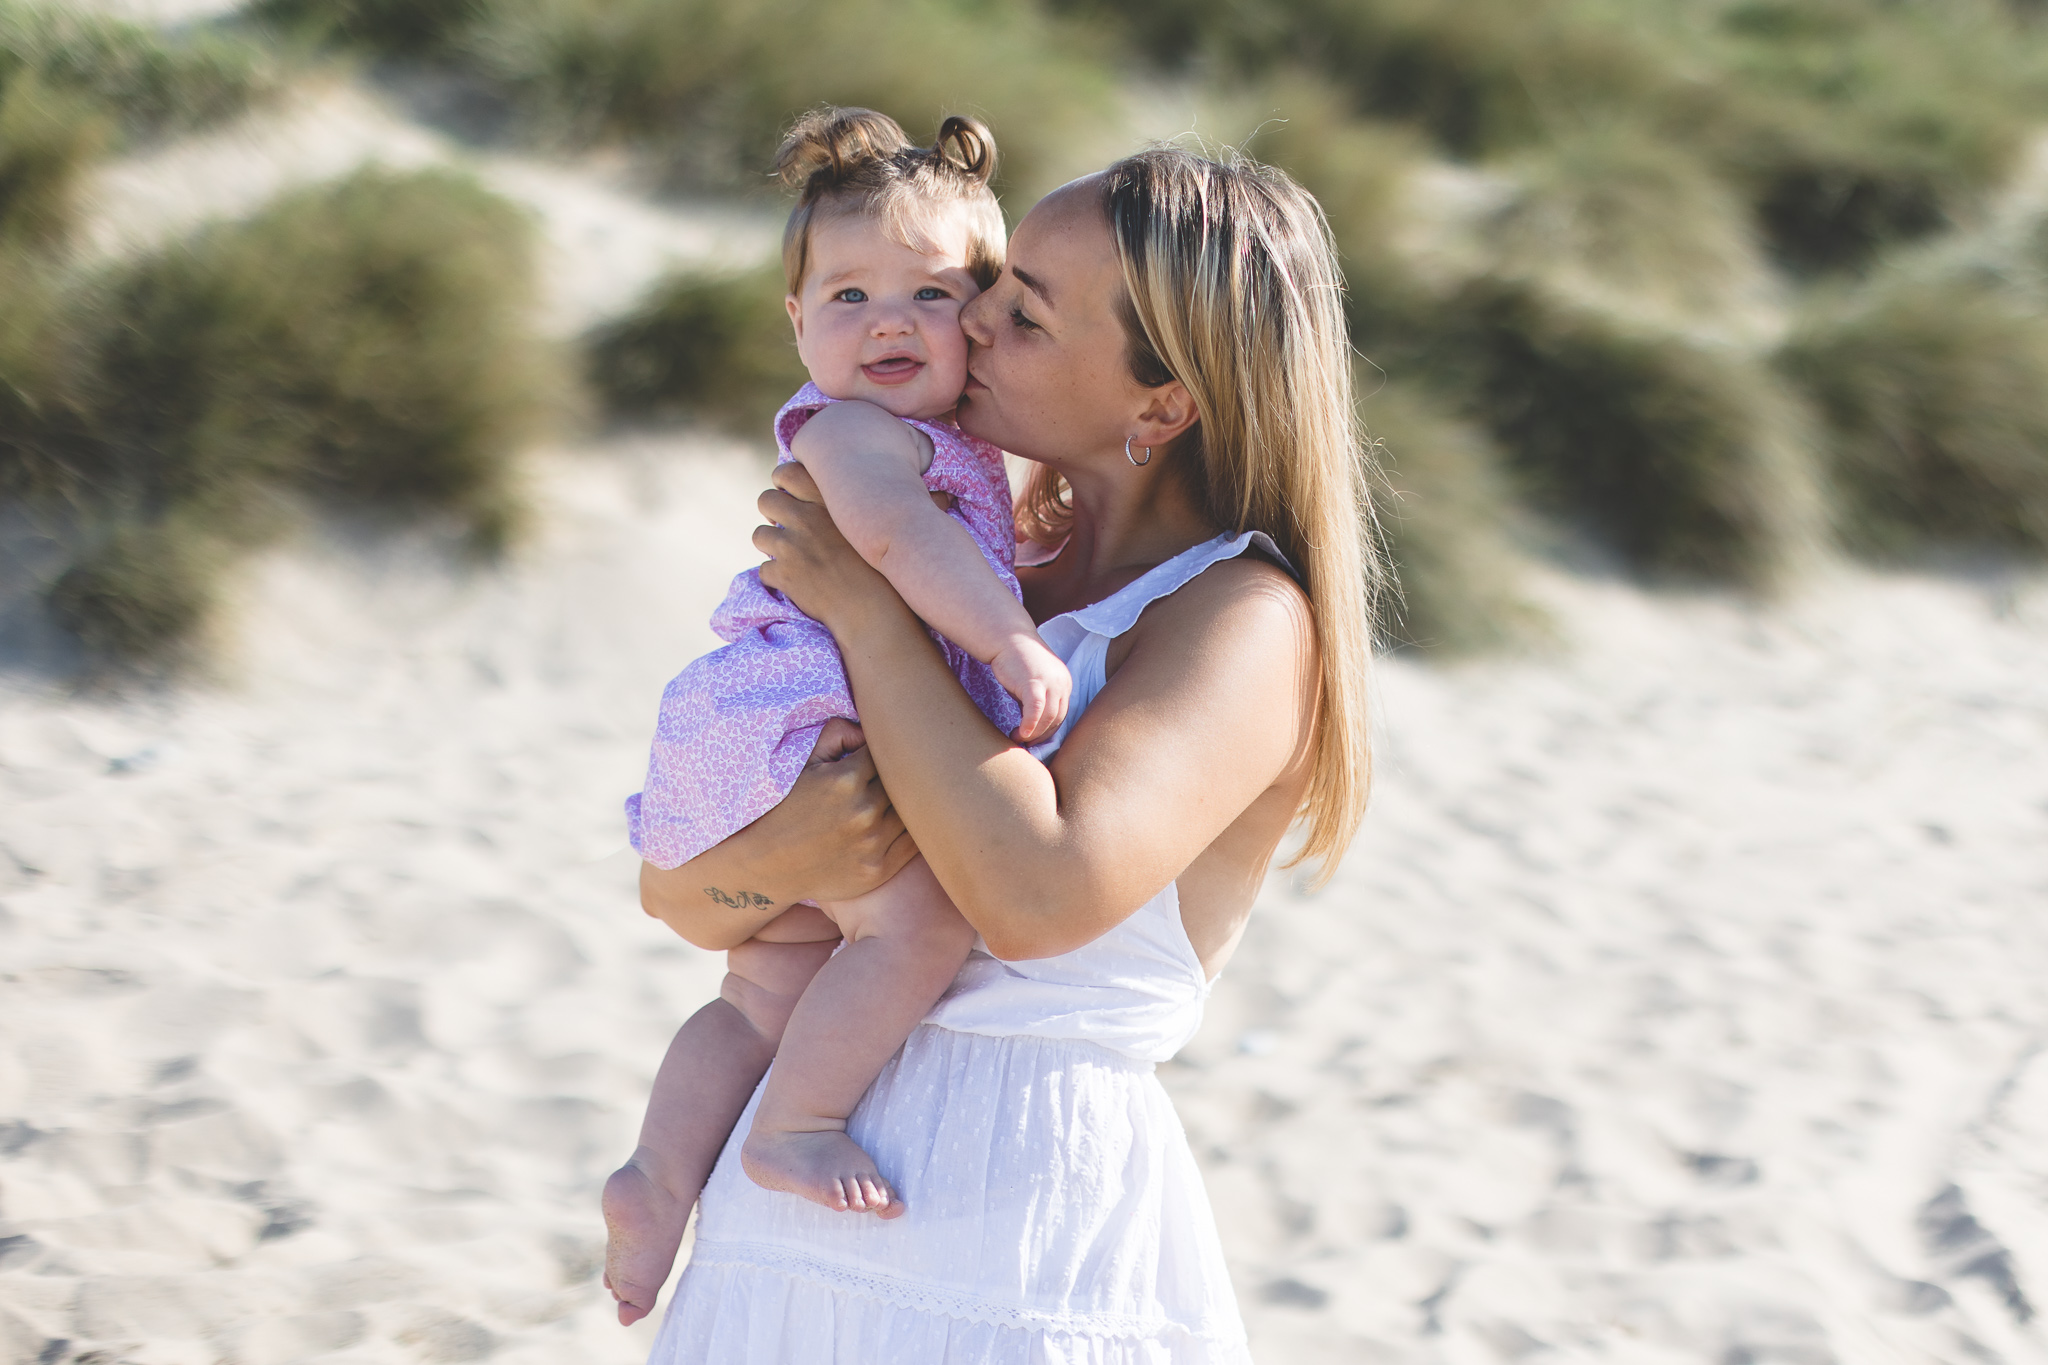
1129, 552, 1316, 659
1095, 550, 1318, 755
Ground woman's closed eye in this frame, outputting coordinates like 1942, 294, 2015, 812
1009, 306, 1040, 332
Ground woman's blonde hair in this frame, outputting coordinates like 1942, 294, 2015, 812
1018, 147, 1392, 881
776, 107, 1007, 293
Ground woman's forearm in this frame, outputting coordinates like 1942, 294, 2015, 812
831, 590, 1099, 956
638, 716, 919, 951
640, 828, 808, 952
754, 466, 1301, 960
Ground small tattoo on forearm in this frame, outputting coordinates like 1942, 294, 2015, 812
703, 886, 775, 910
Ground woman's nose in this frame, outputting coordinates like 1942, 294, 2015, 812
960, 290, 994, 347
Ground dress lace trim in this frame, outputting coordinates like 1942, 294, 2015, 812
689, 1239, 1249, 1346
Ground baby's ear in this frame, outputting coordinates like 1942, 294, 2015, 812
784, 293, 804, 339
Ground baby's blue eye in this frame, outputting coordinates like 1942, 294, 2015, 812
835, 288, 867, 303
914, 287, 947, 301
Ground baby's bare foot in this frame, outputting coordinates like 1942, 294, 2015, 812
741, 1127, 904, 1219
602, 1150, 689, 1326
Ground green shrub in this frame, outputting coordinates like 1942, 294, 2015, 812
250, 0, 479, 53
0, 0, 282, 140
1779, 270, 2048, 555
95, 166, 564, 550
0, 72, 111, 250
29, 167, 567, 665
267, 0, 1114, 197
1060, 0, 1677, 157
481, 0, 1115, 195
1363, 379, 1546, 653
1064, 0, 2048, 275
586, 263, 805, 436
47, 519, 221, 664
1418, 277, 1820, 586
1699, 0, 2047, 273
0, 248, 96, 497
1483, 127, 1766, 325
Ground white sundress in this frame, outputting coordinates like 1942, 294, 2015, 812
647, 531, 1284, 1365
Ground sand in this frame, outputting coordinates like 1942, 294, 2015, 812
3, 433, 2045, 1363
7, 54, 2048, 1365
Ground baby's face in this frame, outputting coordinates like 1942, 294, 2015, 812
786, 208, 982, 422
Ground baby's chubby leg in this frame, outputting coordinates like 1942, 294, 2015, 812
602, 906, 839, 1325
740, 856, 976, 1217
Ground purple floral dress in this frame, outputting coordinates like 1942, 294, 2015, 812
626, 383, 1021, 870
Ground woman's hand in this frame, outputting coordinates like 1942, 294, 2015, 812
755, 463, 908, 635
640, 719, 918, 950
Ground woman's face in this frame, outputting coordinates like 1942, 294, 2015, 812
956, 180, 1148, 467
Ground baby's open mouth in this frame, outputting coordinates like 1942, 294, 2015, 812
862, 355, 925, 385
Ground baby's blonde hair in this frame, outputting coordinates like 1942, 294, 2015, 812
1018, 147, 1393, 883
777, 107, 1006, 294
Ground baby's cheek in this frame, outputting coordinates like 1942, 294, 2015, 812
929, 328, 973, 398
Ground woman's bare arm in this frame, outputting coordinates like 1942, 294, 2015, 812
793, 402, 1043, 666
755, 465, 1317, 961
640, 718, 918, 950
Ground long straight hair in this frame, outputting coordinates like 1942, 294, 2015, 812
1018, 147, 1392, 881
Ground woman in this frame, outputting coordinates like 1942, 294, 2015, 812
637, 146, 1390, 1361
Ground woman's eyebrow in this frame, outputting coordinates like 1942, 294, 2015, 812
1012, 266, 1056, 307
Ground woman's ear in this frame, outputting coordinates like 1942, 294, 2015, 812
1131, 380, 1199, 449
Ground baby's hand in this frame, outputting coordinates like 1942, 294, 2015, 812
990, 634, 1072, 747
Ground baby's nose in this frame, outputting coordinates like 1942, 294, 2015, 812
870, 306, 915, 335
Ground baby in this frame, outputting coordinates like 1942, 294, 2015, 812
602, 107, 1070, 1325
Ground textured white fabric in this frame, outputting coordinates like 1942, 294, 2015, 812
654, 1027, 1250, 1363
649, 531, 1280, 1363
931, 531, 1289, 1065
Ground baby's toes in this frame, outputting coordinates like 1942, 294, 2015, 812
869, 1178, 905, 1219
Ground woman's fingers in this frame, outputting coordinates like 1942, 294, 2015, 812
772, 460, 824, 502
808, 717, 866, 764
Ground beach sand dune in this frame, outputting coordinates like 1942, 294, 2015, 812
9, 56, 2048, 1364
3, 435, 2045, 1363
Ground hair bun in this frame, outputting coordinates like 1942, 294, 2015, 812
775, 107, 913, 192
934, 115, 997, 188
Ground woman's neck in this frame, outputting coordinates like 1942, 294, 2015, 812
1027, 453, 1220, 616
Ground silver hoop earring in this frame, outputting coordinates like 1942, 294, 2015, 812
1125, 435, 1152, 467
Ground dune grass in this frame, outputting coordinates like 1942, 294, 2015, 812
1065, 0, 2048, 275
95, 167, 562, 546
26, 168, 568, 665
262, 0, 1115, 198
0, 72, 110, 252
1405, 278, 1820, 587
1062, 0, 1669, 159
0, 249, 95, 500
1481, 127, 1767, 326
586, 263, 805, 435
250, 0, 477, 54
48, 519, 223, 664
1779, 269, 2048, 556
1363, 380, 1548, 653
0, 0, 283, 141
1696, 0, 2048, 274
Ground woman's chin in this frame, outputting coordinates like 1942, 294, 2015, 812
955, 397, 1002, 447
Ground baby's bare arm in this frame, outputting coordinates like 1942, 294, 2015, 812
790, 403, 1041, 666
